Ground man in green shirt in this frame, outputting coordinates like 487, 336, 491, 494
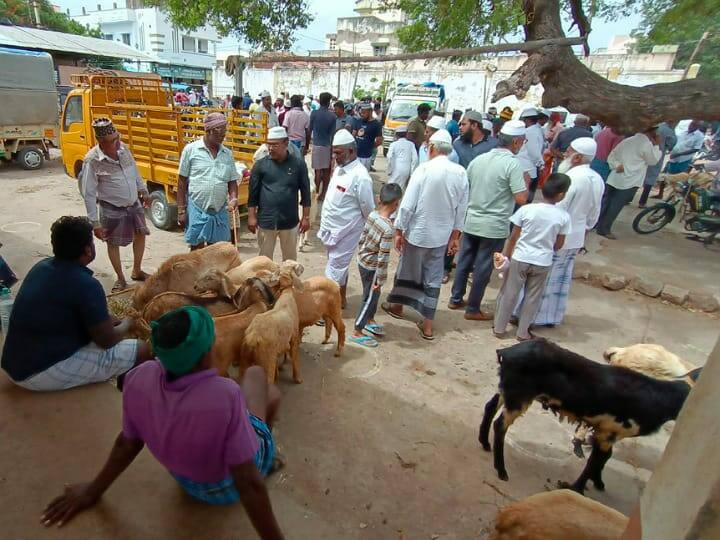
449, 120, 529, 320
406, 103, 432, 151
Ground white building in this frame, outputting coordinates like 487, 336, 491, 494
325, 0, 406, 56
70, 1, 219, 86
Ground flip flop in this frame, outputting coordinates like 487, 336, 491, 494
131, 270, 151, 282
349, 334, 379, 348
112, 280, 128, 293
364, 323, 385, 337
416, 321, 435, 341
381, 302, 404, 320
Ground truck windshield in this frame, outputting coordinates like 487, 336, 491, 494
387, 100, 436, 121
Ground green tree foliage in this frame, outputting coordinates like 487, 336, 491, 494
0, 0, 101, 37
633, 0, 720, 81
145, 0, 311, 50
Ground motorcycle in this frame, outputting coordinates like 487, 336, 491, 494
632, 170, 720, 246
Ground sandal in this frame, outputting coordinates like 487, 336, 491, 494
381, 302, 404, 320
112, 279, 128, 293
416, 321, 435, 341
349, 334, 379, 348
516, 331, 535, 342
364, 323, 385, 337
130, 270, 151, 282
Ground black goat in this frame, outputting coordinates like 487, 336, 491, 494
479, 339, 697, 494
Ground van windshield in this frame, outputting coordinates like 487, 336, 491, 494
387, 100, 436, 121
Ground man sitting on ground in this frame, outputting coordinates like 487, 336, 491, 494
1, 216, 152, 391
41, 306, 285, 539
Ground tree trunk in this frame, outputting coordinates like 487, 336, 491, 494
492, 0, 720, 133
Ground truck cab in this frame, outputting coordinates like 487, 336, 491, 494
382, 83, 446, 153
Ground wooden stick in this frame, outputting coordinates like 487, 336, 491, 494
231, 204, 239, 249
250, 36, 586, 65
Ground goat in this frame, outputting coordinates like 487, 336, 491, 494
193, 269, 245, 305
225, 256, 280, 288
257, 260, 345, 357
243, 267, 302, 384
132, 242, 241, 309
572, 343, 697, 457
490, 489, 628, 540
479, 339, 701, 494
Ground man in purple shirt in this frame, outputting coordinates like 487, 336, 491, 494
282, 94, 310, 155
42, 306, 284, 539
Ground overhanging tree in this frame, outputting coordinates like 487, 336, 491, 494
0, 0, 102, 37
389, 0, 720, 132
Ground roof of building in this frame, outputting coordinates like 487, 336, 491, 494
0, 24, 156, 61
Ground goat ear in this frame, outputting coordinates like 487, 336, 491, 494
292, 274, 304, 291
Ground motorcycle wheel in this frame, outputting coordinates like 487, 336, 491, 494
632, 205, 675, 234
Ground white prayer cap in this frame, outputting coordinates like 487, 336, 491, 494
482, 119, 493, 132
429, 129, 452, 145
570, 137, 597, 158
303, 96, 311, 104
500, 120, 526, 137
395, 125, 408, 134
463, 110, 484, 123
260, 90, 271, 98
519, 107, 540, 119
267, 126, 288, 140
333, 128, 356, 146
427, 115, 446, 130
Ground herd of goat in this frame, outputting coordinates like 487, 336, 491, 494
125, 242, 702, 513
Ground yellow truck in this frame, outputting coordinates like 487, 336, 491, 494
60, 73, 267, 229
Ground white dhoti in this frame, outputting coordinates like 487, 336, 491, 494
317, 226, 364, 286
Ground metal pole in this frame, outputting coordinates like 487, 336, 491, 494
683, 31, 709, 79
337, 47, 341, 98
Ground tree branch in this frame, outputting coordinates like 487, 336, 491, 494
568, 0, 591, 56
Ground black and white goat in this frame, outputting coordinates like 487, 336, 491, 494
479, 339, 702, 494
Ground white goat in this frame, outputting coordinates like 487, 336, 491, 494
603, 343, 693, 379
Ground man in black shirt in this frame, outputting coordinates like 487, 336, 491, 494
1, 216, 152, 391
551, 114, 593, 157
248, 126, 311, 261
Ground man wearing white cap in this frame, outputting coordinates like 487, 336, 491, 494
418, 115, 460, 165
452, 110, 498, 169
383, 129, 468, 340
255, 91, 279, 128
515, 107, 546, 198
513, 137, 605, 327
386, 124, 417, 190
248, 127, 311, 261
449, 120, 528, 320
318, 129, 376, 306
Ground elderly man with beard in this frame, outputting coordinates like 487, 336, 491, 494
418, 115, 460, 165
318, 129, 376, 308
452, 110, 498, 169
177, 112, 239, 250
512, 138, 604, 328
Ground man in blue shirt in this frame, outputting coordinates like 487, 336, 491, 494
353, 103, 383, 171
309, 92, 337, 200
447, 110, 462, 141
1, 216, 152, 391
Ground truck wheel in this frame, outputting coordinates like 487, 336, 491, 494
17, 146, 44, 170
147, 190, 178, 231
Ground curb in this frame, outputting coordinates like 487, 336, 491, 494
573, 261, 720, 314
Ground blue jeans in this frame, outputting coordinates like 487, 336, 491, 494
450, 233, 506, 313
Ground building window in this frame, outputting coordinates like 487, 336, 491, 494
373, 45, 387, 56
182, 35, 195, 52
121, 33, 131, 45
103, 34, 113, 41
197, 39, 208, 54
329, 38, 336, 50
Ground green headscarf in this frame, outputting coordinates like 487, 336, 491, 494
150, 306, 215, 376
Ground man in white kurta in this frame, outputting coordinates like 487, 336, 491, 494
318, 129, 375, 307
514, 137, 605, 326
597, 128, 661, 239
515, 107, 546, 197
386, 125, 418, 191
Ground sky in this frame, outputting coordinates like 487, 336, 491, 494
55, 0, 642, 54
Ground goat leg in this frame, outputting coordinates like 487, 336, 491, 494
493, 408, 520, 482
322, 316, 332, 344
566, 442, 613, 494
479, 393, 502, 451
290, 338, 303, 384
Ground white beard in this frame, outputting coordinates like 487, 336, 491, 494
557, 157, 574, 174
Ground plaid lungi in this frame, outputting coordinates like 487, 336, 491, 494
386, 242, 445, 320
513, 248, 578, 326
311, 145, 332, 169
172, 414, 276, 505
99, 200, 149, 247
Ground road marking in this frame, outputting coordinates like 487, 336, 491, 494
1, 221, 41, 233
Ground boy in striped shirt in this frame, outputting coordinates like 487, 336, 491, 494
350, 183, 403, 347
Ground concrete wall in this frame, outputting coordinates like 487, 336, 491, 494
639, 335, 720, 539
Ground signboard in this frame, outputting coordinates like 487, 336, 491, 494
153, 65, 210, 80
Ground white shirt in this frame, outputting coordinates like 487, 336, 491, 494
515, 123, 545, 178
510, 203, 571, 266
318, 159, 375, 244
607, 133, 661, 190
387, 138, 418, 189
395, 155, 469, 249
418, 143, 460, 165
558, 164, 605, 250
669, 130, 704, 163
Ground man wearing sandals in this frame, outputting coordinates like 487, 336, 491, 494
80, 118, 151, 292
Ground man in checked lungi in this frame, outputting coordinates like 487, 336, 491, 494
80, 118, 151, 293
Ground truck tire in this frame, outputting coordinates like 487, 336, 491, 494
16, 146, 44, 170
147, 190, 178, 231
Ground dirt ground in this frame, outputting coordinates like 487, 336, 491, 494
0, 154, 718, 539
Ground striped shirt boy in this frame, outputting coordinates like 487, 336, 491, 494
357, 211, 394, 286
